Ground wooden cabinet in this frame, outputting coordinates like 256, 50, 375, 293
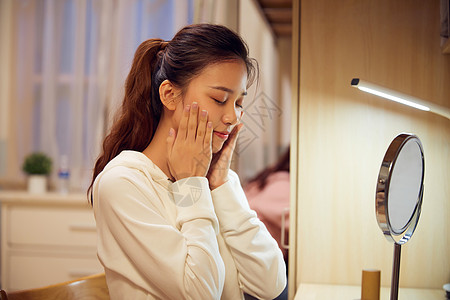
294, 284, 444, 300
0, 191, 103, 291
289, 1, 450, 299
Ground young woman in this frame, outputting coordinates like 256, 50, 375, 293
88, 24, 286, 300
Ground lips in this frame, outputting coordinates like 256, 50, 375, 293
214, 131, 230, 139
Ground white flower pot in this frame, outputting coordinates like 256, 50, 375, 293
28, 175, 48, 194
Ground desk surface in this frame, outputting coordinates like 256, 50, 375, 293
0, 190, 89, 207
294, 283, 444, 300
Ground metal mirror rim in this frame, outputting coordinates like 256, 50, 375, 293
375, 133, 424, 245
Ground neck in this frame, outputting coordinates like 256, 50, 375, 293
142, 118, 174, 181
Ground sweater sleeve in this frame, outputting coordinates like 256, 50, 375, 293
94, 168, 225, 300
211, 171, 287, 299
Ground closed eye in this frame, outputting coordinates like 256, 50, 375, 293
212, 98, 225, 105
211, 97, 244, 109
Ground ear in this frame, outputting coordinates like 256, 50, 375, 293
159, 80, 180, 111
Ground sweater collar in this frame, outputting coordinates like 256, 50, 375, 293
116, 151, 172, 190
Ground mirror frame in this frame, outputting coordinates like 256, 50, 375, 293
375, 133, 424, 245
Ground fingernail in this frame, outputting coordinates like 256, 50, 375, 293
207, 122, 212, 128
185, 105, 190, 111
201, 110, 207, 117
192, 102, 198, 109
169, 128, 174, 136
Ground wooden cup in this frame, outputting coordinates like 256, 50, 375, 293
361, 269, 381, 300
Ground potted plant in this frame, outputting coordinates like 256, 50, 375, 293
22, 152, 52, 194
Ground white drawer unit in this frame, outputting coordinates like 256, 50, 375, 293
0, 191, 103, 291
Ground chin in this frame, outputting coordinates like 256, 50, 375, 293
211, 136, 226, 153
212, 142, 225, 154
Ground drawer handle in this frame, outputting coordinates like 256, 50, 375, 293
69, 224, 97, 231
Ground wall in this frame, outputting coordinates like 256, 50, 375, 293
194, 0, 239, 30
277, 37, 292, 148
294, 0, 450, 290
238, 0, 282, 181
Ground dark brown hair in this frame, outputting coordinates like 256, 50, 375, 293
88, 24, 257, 203
247, 146, 290, 190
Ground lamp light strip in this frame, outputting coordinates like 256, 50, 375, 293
351, 78, 450, 120
357, 86, 430, 111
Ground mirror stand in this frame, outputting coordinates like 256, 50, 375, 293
391, 243, 401, 300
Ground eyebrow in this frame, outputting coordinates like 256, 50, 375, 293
209, 86, 247, 96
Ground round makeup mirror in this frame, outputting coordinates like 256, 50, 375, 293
376, 133, 424, 244
375, 133, 425, 300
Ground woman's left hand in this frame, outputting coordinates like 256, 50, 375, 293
207, 123, 244, 190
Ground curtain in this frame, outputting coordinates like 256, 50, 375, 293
0, 1, 14, 178
0, 0, 193, 191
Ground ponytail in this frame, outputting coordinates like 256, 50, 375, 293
88, 39, 167, 203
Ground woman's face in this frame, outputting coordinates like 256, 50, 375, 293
173, 60, 248, 153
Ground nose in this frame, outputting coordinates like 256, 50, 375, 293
222, 105, 240, 126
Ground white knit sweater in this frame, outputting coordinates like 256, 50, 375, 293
93, 151, 286, 300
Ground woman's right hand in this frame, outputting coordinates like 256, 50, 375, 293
166, 102, 213, 181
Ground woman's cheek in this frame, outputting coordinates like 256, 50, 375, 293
171, 105, 184, 130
